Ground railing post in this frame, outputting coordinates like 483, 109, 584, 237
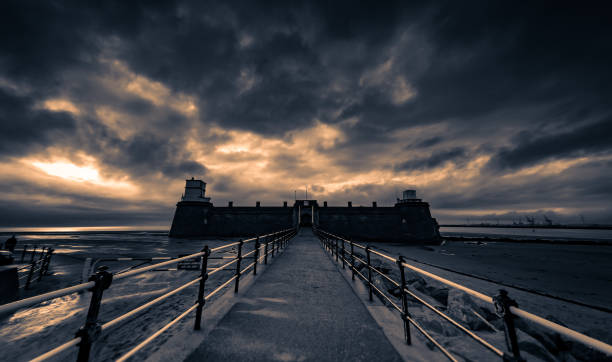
350, 240, 355, 281
234, 239, 243, 293
21, 244, 27, 262
30, 245, 37, 263
335, 238, 339, 262
397, 256, 412, 345
494, 289, 522, 361
271, 236, 276, 258
194, 246, 210, 330
366, 246, 373, 301
25, 259, 36, 289
341, 239, 345, 269
38, 247, 46, 262
253, 236, 260, 275
42, 248, 54, 276
264, 237, 269, 265
76, 266, 113, 362
37, 256, 46, 281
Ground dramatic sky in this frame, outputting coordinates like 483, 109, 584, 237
1, 1, 611, 228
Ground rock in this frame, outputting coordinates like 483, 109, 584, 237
567, 336, 611, 362
519, 339, 556, 362
409, 277, 427, 294
446, 289, 491, 331
388, 285, 402, 298
417, 315, 462, 337
424, 285, 449, 306
405, 271, 426, 286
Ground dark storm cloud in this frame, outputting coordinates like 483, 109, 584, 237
427, 159, 612, 212
405, 3, 612, 124
161, 161, 207, 179
80, 128, 207, 180
413, 136, 444, 149
3, 1, 612, 136
0, 179, 173, 227
394, 147, 468, 171
488, 117, 612, 171
0, 90, 75, 157
0, 199, 170, 227
5, 1, 610, 137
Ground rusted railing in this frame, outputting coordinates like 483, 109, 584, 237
314, 226, 612, 361
0, 228, 297, 362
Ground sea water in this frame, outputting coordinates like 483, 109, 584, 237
440, 226, 612, 241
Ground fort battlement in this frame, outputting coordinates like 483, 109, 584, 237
169, 180, 440, 242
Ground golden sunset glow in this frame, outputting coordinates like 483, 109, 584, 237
27, 159, 136, 192
42, 98, 80, 115
32, 161, 100, 182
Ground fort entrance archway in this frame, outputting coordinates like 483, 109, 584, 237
300, 213, 312, 226
294, 200, 318, 228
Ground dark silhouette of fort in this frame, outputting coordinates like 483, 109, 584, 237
170, 179, 440, 242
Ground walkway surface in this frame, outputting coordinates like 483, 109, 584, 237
185, 228, 402, 362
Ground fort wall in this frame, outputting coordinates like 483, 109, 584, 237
207, 207, 294, 237
168, 180, 440, 242
318, 203, 439, 241
169, 203, 294, 237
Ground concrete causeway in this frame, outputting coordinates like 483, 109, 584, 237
184, 227, 402, 362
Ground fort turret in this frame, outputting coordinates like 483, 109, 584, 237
182, 178, 210, 202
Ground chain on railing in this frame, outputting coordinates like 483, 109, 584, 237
0, 227, 297, 362
313, 226, 612, 361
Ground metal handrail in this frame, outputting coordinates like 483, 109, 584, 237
0, 281, 95, 314
314, 227, 612, 358
332, 242, 459, 361
101, 277, 202, 331
1, 228, 295, 316
362, 257, 503, 356
114, 229, 295, 362
116, 304, 199, 362
18, 227, 297, 362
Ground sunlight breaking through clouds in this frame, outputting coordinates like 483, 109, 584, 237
32, 161, 100, 182
29, 159, 135, 191
41, 98, 81, 115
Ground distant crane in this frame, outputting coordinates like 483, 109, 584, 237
525, 215, 536, 225
543, 214, 553, 226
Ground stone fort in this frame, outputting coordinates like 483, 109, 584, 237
169, 179, 440, 242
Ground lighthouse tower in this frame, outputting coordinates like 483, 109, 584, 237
181, 177, 210, 202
